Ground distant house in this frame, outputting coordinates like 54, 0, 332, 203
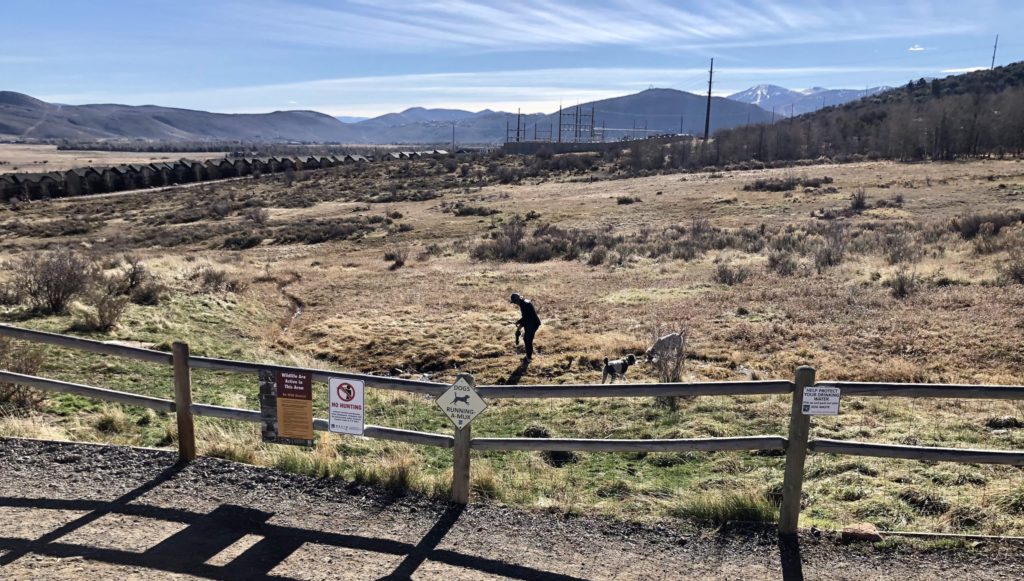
318, 156, 334, 168
63, 167, 104, 196
12, 173, 63, 199
249, 158, 268, 175
266, 157, 283, 173
102, 166, 130, 192
330, 155, 345, 165
37, 172, 65, 198
278, 157, 298, 172
303, 156, 321, 170
127, 164, 158, 188
203, 159, 224, 180
383, 152, 404, 161
0, 174, 22, 200
148, 163, 174, 187
232, 158, 252, 177
403, 151, 418, 159
351, 154, 369, 163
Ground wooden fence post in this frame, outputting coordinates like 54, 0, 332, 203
452, 373, 474, 505
172, 342, 196, 463
779, 365, 816, 536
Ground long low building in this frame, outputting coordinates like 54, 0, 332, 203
0, 152, 398, 201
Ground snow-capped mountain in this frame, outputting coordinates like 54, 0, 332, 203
728, 85, 891, 117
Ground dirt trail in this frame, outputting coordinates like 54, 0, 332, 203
1, 438, 1022, 580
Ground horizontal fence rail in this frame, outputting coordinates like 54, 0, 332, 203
4, 323, 1024, 537
0, 324, 172, 365
187, 354, 448, 397
817, 381, 1024, 400
810, 439, 1024, 466
0, 370, 176, 413
471, 435, 787, 453
475, 380, 794, 399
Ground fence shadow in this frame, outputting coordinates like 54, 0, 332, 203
0, 479, 586, 580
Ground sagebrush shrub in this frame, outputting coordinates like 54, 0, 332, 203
12, 248, 96, 313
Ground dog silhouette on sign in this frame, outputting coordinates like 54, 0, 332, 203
453, 394, 470, 404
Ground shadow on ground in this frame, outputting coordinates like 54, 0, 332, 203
0, 465, 588, 580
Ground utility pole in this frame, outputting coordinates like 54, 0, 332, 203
575, 104, 581, 143
590, 107, 595, 143
703, 57, 714, 141
680, 115, 684, 134
517, 108, 522, 142
991, 34, 999, 69
771, 106, 776, 124
451, 121, 456, 151
557, 103, 563, 143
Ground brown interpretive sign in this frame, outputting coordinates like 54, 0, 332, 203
259, 368, 314, 446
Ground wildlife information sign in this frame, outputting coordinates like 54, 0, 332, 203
328, 377, 365, 436
802, 386, 841, 416
436, 375, 486, 429
259, 369, 314, 446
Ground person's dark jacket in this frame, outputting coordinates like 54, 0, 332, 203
516, 299, 541, 330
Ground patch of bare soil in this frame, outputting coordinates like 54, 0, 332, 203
1, 438, 1022, 580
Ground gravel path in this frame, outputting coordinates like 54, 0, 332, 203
1, 437, 1022, 580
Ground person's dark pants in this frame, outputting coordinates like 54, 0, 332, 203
522, 325, 539, 359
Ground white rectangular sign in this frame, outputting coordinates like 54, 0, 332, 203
329, 378, 365, 435
802, 386, 840, 415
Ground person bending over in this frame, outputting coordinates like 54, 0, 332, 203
510, 293, 541, 361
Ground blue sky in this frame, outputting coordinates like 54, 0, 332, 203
1, 1, 1019, 117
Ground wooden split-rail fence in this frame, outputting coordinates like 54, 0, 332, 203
2, 323, 1024, 536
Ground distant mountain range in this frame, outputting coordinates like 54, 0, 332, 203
1, 84, 883, 145
330, 88, 771, 143
726, 85, 890, 117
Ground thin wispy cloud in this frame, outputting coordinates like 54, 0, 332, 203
224, 0, 979, 53
908, 44, 926, 52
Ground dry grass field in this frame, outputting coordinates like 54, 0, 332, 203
0, 144, 225, 173
1, 154, 1024, 536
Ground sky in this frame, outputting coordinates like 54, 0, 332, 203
1, 0, 1020, 118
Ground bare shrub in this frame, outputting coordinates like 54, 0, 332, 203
130, 280, 166, 305
882, 230, 922, 264
814, 227, 845, 273
767, 251, 798, 276
11, 249, 95, 313
588, 245, 608, 266
0, 337, 45, 413
713, 262, 751, 286
950, 210, 1024, 240
384, 246, 409, 270
1002, 249, 1024, 284
886, 268, 919, 299
244, 207, 270, 225
849, 188, 868, 212
121, 254, 148, 292
74, 276, 130, 332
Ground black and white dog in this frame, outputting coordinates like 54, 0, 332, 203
602, 354, 637, 384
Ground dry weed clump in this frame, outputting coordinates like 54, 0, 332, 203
9, 248, 96, 313
0, 337, 45, 413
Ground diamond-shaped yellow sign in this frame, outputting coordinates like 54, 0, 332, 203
436, 376, 487, 430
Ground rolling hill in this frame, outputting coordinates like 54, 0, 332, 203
1, 88, 770, 145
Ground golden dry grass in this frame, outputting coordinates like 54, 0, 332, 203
2, 156, 1024, 533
